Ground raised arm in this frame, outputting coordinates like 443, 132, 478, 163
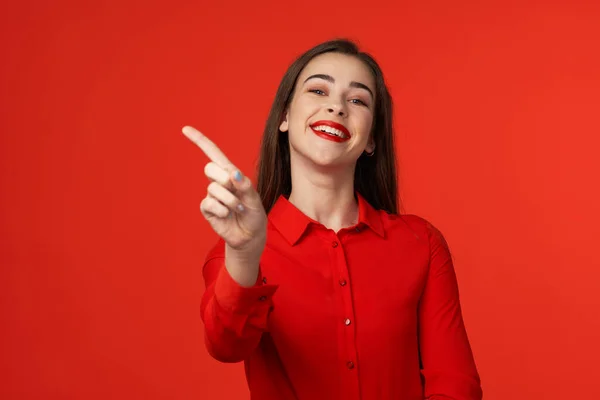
182, 125, 277, 362
200, 239, 277, 362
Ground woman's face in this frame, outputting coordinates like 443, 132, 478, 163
280, 52, 376, 170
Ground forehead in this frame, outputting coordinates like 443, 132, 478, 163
298, 52, 375, 89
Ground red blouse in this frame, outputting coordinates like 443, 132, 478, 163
200, 194, 482, 399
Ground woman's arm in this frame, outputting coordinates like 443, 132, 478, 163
200, 240, 278, 363
181, 126, 277, 363
418, 223, 483, 400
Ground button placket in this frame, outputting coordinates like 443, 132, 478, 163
330, 236, 360, 388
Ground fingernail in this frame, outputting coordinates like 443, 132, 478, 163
236, 204, 245, 213
234, 171, 243, 182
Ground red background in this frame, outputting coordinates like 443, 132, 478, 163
2, 1, 599, 399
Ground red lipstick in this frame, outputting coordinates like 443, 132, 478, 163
310, 120, 351, 143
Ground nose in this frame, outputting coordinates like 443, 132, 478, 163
327, 102, 346, 117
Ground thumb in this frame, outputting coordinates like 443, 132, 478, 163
230, 170, 262, 208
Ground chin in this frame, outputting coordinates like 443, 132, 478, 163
308, 150, 357, 170
290, 138, 358, 170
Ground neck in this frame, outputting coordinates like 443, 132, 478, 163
288, 156, 359, 232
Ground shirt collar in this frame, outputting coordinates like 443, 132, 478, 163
268, 192, 385, 246
356, 192, 385, 238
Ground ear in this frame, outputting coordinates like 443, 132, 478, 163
279, 109, 289, 132
365, 135, 376, 153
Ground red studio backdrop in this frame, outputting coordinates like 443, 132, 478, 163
1, 1, 599, 399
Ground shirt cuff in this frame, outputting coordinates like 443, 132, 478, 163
213, 262, 279, 315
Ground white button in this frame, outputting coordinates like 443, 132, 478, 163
344, 318, 351, 326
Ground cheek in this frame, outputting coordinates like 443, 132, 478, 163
290, 100, 318, 129
365, 114, 374, 130
354, 112, 374, 137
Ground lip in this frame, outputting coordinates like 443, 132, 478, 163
310, 120, 351, 143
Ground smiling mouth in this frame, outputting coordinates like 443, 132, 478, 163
309, 120, 351, 143
311, 125, 349, 139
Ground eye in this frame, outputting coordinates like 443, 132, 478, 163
309, 89, 326, 95
350, 98, 368, 106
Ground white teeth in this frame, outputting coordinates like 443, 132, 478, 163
312, 125, 347, 138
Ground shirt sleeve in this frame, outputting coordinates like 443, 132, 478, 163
418, 223, 483, 400
200, 239, 278, 363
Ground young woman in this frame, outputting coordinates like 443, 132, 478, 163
183, 39, 482, 400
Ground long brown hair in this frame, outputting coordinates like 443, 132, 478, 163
256, 39, 399, 214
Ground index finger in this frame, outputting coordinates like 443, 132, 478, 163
182, 125, 234, 169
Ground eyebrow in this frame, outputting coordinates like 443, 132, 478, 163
303, 74, 374, 99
